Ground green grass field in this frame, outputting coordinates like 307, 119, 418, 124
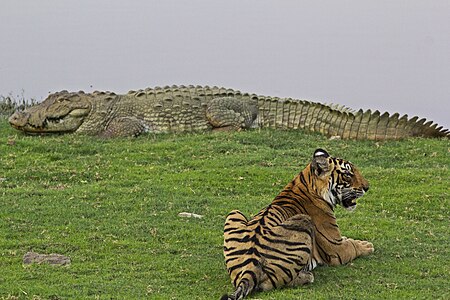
0, 118, 449, 299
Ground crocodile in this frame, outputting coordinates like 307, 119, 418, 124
8, 85, 449, 139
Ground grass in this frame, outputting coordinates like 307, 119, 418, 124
0, 93, 36, 118
0, 118, 449, 299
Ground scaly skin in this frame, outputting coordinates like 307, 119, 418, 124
8, 85, 449, 139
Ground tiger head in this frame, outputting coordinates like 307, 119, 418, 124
310, 148, 369, 211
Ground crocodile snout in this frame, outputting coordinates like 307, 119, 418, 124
8, 111, 30, 128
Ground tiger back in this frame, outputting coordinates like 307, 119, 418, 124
221, 148, 374, 300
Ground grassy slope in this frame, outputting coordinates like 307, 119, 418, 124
0, 119, 449, 299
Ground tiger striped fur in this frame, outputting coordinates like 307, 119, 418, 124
221, 149, 374, 299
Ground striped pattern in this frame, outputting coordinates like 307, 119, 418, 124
221, 149, 372, 299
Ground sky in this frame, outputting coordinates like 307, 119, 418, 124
1, 0, 449, 129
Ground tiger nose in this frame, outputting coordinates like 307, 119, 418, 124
363, 185, 369, 192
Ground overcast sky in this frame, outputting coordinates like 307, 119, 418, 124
1, 0, 449, 129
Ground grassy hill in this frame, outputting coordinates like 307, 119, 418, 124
0, 118, 449, 299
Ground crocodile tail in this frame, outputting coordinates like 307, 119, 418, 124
257, 97, 449, 140
344, 110, 450, 140
305, 106, 449, 140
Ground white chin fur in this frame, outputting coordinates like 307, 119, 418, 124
345, 205, 357, 212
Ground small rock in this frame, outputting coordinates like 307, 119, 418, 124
23, 252, 71, 266
7, 136, 16, 146
178, 212, 203, 219
329, 135, 341, 140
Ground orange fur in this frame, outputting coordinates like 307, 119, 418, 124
222, 149, 374, 299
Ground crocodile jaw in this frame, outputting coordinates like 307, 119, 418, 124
9, 108, 90, 134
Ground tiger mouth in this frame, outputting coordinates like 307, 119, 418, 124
342, 191, 364, 211
344, 200, 357, 211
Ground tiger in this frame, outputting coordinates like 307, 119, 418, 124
221, 148, 374, 300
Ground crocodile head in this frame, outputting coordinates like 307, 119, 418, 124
8, 91, 92, 134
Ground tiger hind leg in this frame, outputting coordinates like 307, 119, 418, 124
224, 210, 248, 233
258, 214, 314, 291
223, 210, 260, 299
288, 271, 314, 287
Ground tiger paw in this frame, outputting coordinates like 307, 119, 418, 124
352, 239, 374, 256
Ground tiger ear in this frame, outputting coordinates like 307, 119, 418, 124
311, 148, 331, 177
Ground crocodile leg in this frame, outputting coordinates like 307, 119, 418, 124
101, 116, 149, 138
205, 97, 258, 130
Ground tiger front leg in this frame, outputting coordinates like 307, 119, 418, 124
206, 97, 258, 131
324, 238, 374, 266
340, 236, 374, 255
348, 238, 374, 257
